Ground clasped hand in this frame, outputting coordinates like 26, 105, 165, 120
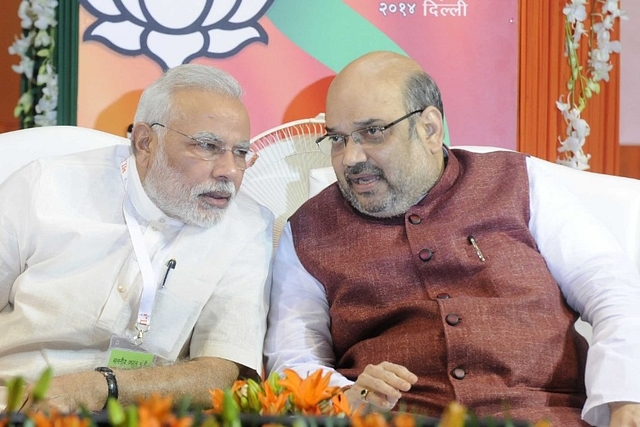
345, 361, 418, 412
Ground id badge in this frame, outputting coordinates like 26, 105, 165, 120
108, 336, 156, 369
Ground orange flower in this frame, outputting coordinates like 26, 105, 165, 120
208, 388, 225, 414
136, 393, 173, 421
134, 393, 194, 427
258, 380, 289, 415
231, 379, 246, 394
279, 369, 339, 415
391, 412, 416, 427
533, 420, 552, 427
330, 392, 352, 416
351, 412, 388, 427
277, 369, 302, 393
27, 409, 91, 427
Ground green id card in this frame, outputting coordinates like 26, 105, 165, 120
108, 336, 155, 369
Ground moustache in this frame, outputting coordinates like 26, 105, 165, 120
194, 180, 236, 198
344, 163, 384, 180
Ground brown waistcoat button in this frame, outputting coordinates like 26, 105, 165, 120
445, 313, 461, 326
408, 214, 422, 225
451, 368, 466, 380
418, 248, 433, 262
436, 293, 450, 299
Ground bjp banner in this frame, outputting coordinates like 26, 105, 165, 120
77, 0, 517, 149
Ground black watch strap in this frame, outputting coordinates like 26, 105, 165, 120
95, 367, 118, 410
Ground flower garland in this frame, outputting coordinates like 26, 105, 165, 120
8, 0, 59, 128
556, 0, 625, 170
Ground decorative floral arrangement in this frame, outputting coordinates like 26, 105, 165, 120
8, 0, 59, 128
556, 0, 625, 170
209, 369, 350, 418
1, 368, 554, 427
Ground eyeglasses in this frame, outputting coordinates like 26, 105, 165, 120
315, 110, 423, 156
150, 123, 258, 170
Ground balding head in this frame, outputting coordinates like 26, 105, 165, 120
326, 51, 444, 130
331, 51, 423, 90
322, 51, 447, 218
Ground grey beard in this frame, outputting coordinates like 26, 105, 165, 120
142, 150, 235, 228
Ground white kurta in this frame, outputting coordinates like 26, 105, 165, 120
0, 145, 273, 407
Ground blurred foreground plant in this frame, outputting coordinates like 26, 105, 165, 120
2, 368, 552, 427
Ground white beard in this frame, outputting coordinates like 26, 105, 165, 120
142, 144, 235, 228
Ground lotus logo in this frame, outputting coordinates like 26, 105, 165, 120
81, 0, 274, 69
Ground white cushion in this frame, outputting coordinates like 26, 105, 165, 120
0, 126, 129, 184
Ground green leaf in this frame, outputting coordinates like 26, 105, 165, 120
125, 405, 138, 427
31, 367, 53, 402
175, 396, 191, 418
5, 376, 26, 413
588, 80, 601, 95
267, 371, 282, 393
107, 397, 126, 426
202, 416, 220, 427
292, 417, 309, 427
246, 378, 263, 413
221, 390, 241, 427
36, 49, 50, 58
13, 104, 23, 118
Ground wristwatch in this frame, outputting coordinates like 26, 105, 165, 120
95, 367, 118, 409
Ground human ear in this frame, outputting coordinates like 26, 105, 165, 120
131, 123, 155, 178
131, 123, 153, 154
420, 106, 444, 151
426, 124, 435, 137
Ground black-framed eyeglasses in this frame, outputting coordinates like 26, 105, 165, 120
150, 123, 257, 170
315, 109, 423, 156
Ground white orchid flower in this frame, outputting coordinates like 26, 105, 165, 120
8, 32, 35, 56
12, 55, 35, 79
558, 0, 623, 170
563, 0, 587, 23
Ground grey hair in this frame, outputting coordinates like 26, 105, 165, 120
133, 63, 243, 128
403, 71, 444, 136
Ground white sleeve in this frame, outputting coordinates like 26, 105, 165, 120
527, 156, 640, 427
264, 222, 353, 388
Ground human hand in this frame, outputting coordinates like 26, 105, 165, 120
23, 371, 107, 413
344, 361, 418, 412
609, 402, 640, 427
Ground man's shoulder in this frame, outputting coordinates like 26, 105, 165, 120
39, 144, 131, 168
209, 190, 275, 239
234, 190, 275, 221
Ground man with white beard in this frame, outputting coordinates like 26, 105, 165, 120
0, 64, 273, 412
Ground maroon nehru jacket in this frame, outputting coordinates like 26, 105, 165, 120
289, 149, 589, 425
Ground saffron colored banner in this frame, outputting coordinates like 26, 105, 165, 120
77, 0, 518, 149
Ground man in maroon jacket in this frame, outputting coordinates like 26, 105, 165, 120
265, 51, 640, 427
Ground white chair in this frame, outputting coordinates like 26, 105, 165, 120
0, 126, 129, 184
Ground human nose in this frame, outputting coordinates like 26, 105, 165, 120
211, 149, 242, 178
340, 135, 367, 167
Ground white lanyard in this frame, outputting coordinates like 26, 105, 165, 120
120, 158, 159, 345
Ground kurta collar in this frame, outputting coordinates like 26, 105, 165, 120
414, 146, 460, 207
